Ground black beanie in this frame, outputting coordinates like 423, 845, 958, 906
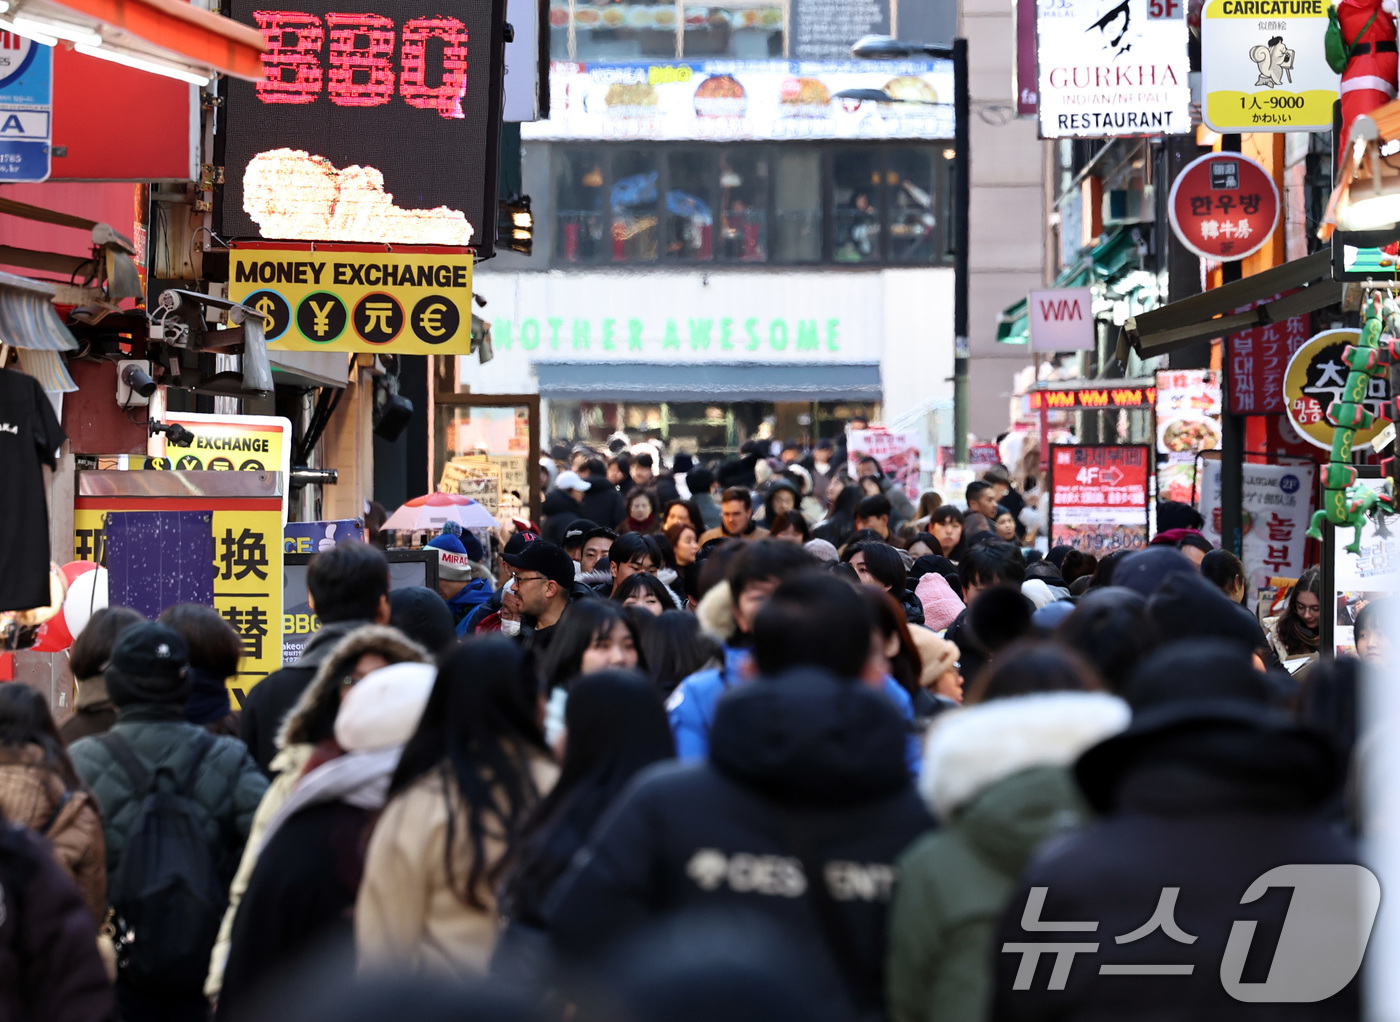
105, 622, 191, 707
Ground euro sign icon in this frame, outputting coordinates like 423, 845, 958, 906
308, 300, 335, 336
254, 295, 278, 329
418, 302, 448, 337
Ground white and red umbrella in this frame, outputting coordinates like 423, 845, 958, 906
384, 492, 497, 531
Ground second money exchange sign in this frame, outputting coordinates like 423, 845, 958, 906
229, 243, 474, 354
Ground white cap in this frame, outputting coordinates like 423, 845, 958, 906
556, 470, 591, 493
334, 662, 436, 752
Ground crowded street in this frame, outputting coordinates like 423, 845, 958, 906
0, 0, 1394, 1018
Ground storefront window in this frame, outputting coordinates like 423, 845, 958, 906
434, 402, 538, 519
548, 143, 952, 267
773, 150, 820, 263
610, 150, 661, 262
887, 148, 941, 263
832, 150, 882, 264
552, 0, 783, 60
554, 149, 606, 264
665, 150, 717, 260
717, 150, 768, 262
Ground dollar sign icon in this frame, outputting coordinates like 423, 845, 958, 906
242, 290, 289, 340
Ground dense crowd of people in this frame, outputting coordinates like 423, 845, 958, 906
0, 436, 1384, 1022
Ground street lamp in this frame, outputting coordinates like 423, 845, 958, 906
850, 34, 970, 466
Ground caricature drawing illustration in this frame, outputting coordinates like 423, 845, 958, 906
1250, 36, 1296, 86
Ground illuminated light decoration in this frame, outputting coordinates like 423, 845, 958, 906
242, 147, 473, 245
399, 15, 467, 118
326, 12, 395, 107
7, 16, 100, 45
1027, 386, 1159, 411
72, 42, 212, 85
254, 11, 324, 103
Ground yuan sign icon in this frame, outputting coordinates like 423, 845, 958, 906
1030, 287, 1095, 352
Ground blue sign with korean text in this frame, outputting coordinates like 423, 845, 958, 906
0, 33, 51, 183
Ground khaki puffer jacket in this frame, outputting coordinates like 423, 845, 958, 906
0, 744, 106, 920
205, 625, 431, 998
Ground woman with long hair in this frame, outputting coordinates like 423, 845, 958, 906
355, 637, 556, 975
928, 505, 965, 562
664, 521, 701, 602
0, 684, 106, 919
494, 671, 674, 984
812, 483, 860, 548
60, 605, 144, 744
849, 542, 925, 625
661, 499, 705, 536
637, 611, 722, 697
536, 601, 648, 694
1265, 566, 1322, 660
613, 572, 676, 616
911, 490, 943, 532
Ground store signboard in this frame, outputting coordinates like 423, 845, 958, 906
1198, 457, 1315, 589
283, 520, 364, 553
221, 0, 506, 256
524, 59, 955, 141
74, 495, 284, 703
1026, 383, 1158, 411
1228, 291, 1309, 414
0, 35, 51, 182
848, 429, 921, 503
1284, 328, 1389, 451
1029, 288, 1094, 351
1016, 0, 1038, 115
1155, 369, 1222, 506
1331, 478, 1400, 657
1168, 152, 1279, 261
1036, 0, 1192, 139
229, 244, 474, 354
1049, 444, 1151, 552
1201, 0, 1336, 133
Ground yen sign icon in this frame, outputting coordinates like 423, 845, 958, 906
354, 292, 404, 344
297, 292, 347, 343
411, 295, 461, 344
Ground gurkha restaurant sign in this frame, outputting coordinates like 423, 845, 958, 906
229, 244, 474, 354
74, 496, 284, 703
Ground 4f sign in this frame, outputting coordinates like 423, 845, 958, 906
1030, 288, 1096, 352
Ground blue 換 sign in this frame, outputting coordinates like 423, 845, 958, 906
0, 33, 50, 183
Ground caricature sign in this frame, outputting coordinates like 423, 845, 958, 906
1201, 0, 1338, 132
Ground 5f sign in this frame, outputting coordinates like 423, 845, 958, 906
1147, 0, 1181, 18
1030, 288, 1096, 352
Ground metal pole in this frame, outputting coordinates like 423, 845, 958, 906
953, 37, 970, 465
1219, 133, 1245, 556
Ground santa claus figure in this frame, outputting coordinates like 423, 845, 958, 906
1340, 0, 1400, 154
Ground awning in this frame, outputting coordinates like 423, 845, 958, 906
1117, 250, 1342, 359
0, 272, 77, 352
534, 362, 882, 402
269, 351, 351, 389
997, 229, 1146, 346
1, 0, 265, 83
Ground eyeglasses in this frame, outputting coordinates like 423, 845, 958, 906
512, 573, 550, 586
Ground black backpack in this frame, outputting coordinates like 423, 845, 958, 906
97, 731, 225, 991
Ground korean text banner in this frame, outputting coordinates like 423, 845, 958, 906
524, 60, 955, 141
1049, 444, 1151, 553
219, 0, 505, 257
1197, 457, 1315, 590
1036, 0, 1192, 139
229, 245, 474, 354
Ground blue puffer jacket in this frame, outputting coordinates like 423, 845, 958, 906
69, 705, 269, 889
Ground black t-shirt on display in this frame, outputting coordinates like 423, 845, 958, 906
0, 371, 65, 612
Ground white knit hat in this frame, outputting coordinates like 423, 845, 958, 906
334, 662, 436, 752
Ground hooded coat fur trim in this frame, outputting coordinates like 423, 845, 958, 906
276, 625, 430, 751
919, 691, 1129, 820
695, 582, 737, 643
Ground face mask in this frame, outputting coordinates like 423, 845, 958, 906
500, 619, 521, 637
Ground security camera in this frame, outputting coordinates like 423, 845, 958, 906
149, 420, 196, 448
120, 362, 156, 398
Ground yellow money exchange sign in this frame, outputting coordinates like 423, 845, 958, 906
229, 244, 474, 355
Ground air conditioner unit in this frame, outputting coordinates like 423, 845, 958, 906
1104, 185, 1155, 226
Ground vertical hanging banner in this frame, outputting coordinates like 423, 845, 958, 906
1168, 151, 1280, 261
0, 34, 51, 182
1036, 0, 1192, 138
1201, 0, 1337, 132
1049, 444, 1151, 552
1197, 457, 1316, 589
1155, 369, 1222, 504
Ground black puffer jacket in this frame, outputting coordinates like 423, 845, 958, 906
541, 490, 583, 546
991, 723, 1357, 1022
548, 669, 933, 1019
